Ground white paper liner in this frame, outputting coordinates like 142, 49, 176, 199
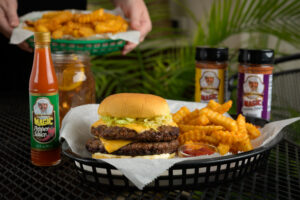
60, 99, 300, 189
10, 8, 140, 45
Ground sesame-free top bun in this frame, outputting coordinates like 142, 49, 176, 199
98, 93, 170, 118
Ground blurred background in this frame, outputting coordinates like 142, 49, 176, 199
88, 0, 300, 99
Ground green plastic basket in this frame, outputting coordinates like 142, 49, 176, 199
27, 36, 126, 55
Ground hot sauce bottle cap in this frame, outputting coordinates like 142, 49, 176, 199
34, 32, 51, 43
195, 47, 228, 62
239, 49, 274, 65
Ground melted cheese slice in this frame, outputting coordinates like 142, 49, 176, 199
93, 118, 178, 153
100, 137, 133, 153
92, 119, 177, 133
91, 119, 105, 127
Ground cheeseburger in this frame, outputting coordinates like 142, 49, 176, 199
86, 93, 179, 159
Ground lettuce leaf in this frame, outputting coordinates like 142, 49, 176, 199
100, 115, 173, 128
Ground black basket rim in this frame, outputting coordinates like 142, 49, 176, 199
62, 116, 284, 167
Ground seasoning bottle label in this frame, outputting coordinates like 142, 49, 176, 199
195, 68, 226, 103
237, 73, 272, 120
29, 93, 60, 150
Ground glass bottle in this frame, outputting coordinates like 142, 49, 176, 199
29, 32, 61, 166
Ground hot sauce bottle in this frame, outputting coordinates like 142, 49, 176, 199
237, 49, 274, 120
195, 47, 228, 103
29, 32, 61, 166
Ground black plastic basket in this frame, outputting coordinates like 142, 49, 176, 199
62, 116, 283, 190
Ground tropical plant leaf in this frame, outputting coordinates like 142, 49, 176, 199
193, 0, 300, 48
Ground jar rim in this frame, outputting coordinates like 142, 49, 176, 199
52, 51, 90, 65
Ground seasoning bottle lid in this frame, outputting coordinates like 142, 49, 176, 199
195, 47, 228, 62
238, 49, 274, 64
34, 32, 51, 43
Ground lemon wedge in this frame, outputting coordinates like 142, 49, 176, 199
58, 67, 86, 91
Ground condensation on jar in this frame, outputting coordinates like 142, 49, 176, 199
237, 49, 274, 120
195, 47, 228, 103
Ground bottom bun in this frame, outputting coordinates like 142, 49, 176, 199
92, 152, 176, 159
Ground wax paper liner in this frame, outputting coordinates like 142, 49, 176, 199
60, 99, 300, 189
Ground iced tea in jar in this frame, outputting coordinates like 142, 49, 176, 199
52, 52, 96, 123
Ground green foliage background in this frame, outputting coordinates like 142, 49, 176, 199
89, 0, 195, 102
88, 0, 300, 102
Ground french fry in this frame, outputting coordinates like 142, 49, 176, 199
237, 139, 253, 152
205, 136, 219, 146
211, 130, 237, 144
23, 9, 128, 39
182, 109, 200, 123
246, 123, 261, 139
207, 100, 232, 114
50, 11, 73, 28
188, 113, 209, 126
200, 108, 238, 132
53, 11, 73, 23
217, 143, 230, 155
179, 124, 224, 133
178, 130, 206, 144
94, 18, 128, 33
78, 26, 95, 37
75, 9, 104, 23
178, 130, 218, 145
215, 100, 232, 114
172, 106, 190, 124
52, 29, 64, 39
176, 100, 260, 155
207, 100, 221, 111
35, 24, 49, 32
236, 114, 253, 151
236, 114, 249, 141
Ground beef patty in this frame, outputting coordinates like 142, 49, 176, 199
86, 138, 179, 156
91, 125, 179, 142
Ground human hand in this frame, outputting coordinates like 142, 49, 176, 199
114, 0, 152, 55
0, 0, 32, 52
0, 0, 18, 38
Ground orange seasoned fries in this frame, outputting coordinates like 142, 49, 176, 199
173, 100, 261, 155
23, 9, 128, 39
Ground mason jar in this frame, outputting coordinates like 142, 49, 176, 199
52, 52, 96, 122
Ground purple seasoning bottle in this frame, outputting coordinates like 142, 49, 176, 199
237, 49, 274, 120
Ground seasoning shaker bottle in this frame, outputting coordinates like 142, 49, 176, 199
237, 49, 274, 120
195, 47, 228, 103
